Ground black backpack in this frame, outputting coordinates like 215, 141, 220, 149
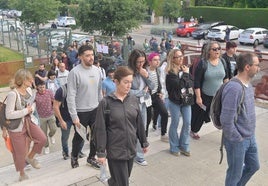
210, 77, 245, 164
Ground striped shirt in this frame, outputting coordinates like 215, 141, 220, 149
148, 69, 158, 94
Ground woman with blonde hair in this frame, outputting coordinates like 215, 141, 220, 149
166, 49, 193, 156
1, 69, 46, 181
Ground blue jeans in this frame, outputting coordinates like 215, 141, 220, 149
168, 100, 191, 153
224, 135, 260, 186
135, 103, 147, 162
61, 120, 72, 154
61, 120, 84, 155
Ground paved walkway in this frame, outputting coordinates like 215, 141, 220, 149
0, 86, 267, 186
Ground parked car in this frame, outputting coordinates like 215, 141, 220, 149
26, 28, 71, 49
207, 25, 243, 41
7, 10, 22, 18
57, 16, 76, 27
238, 27, 268, 46
191, 21, 224, 40
72, 34, 91, 46
176, 22, 198, 37
0, 20, 22, 32
263, 34, 268, 48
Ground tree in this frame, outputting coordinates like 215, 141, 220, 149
0, 0, 9, 9
162, 0, 181, 22
145, 0, 164, 16
8, 0, 61, 26
77, 0, 147, 36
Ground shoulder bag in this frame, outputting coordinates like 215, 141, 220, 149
0, 93, 22, 130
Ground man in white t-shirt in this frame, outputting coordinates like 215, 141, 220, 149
57, 63, 69, 86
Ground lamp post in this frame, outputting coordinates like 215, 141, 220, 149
180, 0, 184, 17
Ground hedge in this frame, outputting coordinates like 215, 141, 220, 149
186, 6, 268, 29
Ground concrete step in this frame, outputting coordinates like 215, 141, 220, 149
0, 148, 100, 186
0, 126, 170, 186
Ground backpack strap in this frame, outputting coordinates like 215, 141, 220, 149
2, 96, 7, 104
220, 57, 228, 80
60, 84, 67, 108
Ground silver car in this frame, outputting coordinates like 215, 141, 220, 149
238, 27, 268, 46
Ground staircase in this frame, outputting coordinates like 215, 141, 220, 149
0, 146, 106, 186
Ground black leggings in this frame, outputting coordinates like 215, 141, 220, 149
146, 94, 168, 136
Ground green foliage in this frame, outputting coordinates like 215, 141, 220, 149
196, 0, 268, 7
0, 0, 9, 9
246, 0, 268, 8
189, 6, 268, 29
196, 0, 224, 6
145, 0, 163, 15
8, 0, 61, 25
162, 0, 181, 19
78, 0, 147, 36
59, 0, 79, 4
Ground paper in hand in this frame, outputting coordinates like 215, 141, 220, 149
76, 124, 88, 141
200, 104, 206, 111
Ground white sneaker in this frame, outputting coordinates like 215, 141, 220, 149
160, 135, 169, 142
50, 136, 56, 144
135, 159, 148, 166
44, 147, 50, 154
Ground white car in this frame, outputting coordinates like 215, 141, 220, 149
0, 20, 22, 32
207, 25, 243, 41
238, 27, 268, 46
57, 16, 76, 27
49, 34, 66, 49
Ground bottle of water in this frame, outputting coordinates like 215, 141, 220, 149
100, 163, 108, 184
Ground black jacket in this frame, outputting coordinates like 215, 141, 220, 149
222, 52, 237, 79
94, 94, 149, 160
166, 71, 193, 105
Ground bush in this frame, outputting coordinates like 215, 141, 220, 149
150, 26, 176, 36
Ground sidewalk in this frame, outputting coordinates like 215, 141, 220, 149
0, 100, 267, 185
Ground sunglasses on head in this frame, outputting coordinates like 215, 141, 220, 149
211, 47, 221, 51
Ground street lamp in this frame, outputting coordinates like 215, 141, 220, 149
180, 1, 184, 17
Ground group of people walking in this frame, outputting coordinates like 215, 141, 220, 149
1, 38, 261, 186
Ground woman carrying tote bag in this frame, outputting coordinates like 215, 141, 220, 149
1, 69, 46, 182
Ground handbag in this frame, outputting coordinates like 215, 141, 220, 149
0, 94, 22, 130
181, 88, 195, 106
5, 135, 13, 153
179, 74, 195, 106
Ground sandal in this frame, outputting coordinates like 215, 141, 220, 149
190, 131, 200, 140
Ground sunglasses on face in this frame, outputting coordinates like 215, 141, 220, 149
211, 47, 221, 51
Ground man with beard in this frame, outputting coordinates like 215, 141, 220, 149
67, 45, 103, 169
